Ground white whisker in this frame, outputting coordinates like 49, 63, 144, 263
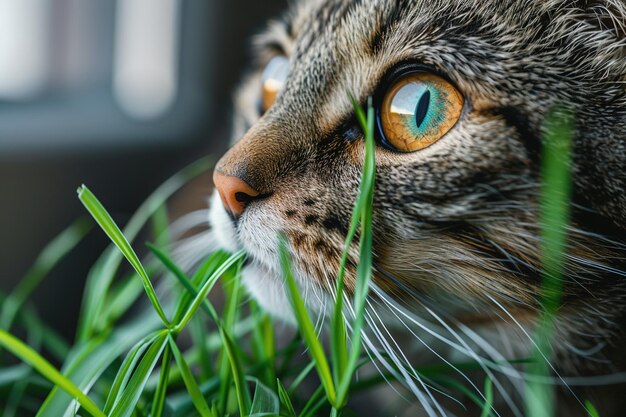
485, 294, 587, 411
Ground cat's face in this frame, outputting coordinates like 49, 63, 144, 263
209, 0, 626, 324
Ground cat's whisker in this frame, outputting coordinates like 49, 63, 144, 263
413, 298, 526, 417
366, 297, 470, 411
484, 294, 588, 412
172, 231, 219, 273
374, 286, 522, 417
434, 319, 525, 417
360, 310, 450, 417
358, 326, 443, 417
333, 281, 451, 416
562, 339, 607, 359
360, 339, 415, 403
567, 255, 626, 278
485, 238, 541, 274
369, 289, 479, 382
367, 295, 484, 414
454, 322, 526, 416
372, 267, 530, 416
168, 209, 211, 239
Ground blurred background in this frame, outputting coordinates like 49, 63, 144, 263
0, 0, 286, 340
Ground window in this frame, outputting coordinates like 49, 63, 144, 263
0, 0, 216, 153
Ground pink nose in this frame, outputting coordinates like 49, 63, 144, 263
213, 171, 260, 216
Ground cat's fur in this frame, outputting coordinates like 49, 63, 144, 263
207, 0, 626, 415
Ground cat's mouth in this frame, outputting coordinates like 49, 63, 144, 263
208, 192, 243, 253
208, 190, 309, 321
208, 191, 282, 270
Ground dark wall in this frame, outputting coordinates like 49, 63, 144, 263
0, 0, 287, 339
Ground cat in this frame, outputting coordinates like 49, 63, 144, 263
204, 0, 626, 415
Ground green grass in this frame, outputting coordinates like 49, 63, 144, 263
525, 107, 575, 417
0, 102, 581, 417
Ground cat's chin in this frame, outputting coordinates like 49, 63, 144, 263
240, 261, 297, 324
208, 191, 296, 323
208, 190, 332, 324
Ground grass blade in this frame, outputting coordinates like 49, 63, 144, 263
248, 377, 279, 416
0, 330, 105, 417
277, 379, 296, 417
173, 250, 246, 334
0, 364, 29, 387
155, 249, 247, 415
584, 400, 600, 417
480, 377, 494, 417
78, 185, 170, 327
147, 243, 227, 324
168, 337, 215, 417
104, 331, 163, 413
0, 218, 91, 332
525, 108, 573, 417
217, 257, 244, 414
299, 385, 327, 417
287, 361, 316, 394
150, 343, 173, 417
159, 248, 228, 323
335, 98, 376, 406
190, 316, 213, 380
101, 271, 146, 324
250, 302, 275, 386
77, 157, 211, 341
219, 326, 252, 417
0, 292, 69, 363
278, 236, 337, 406
110, 331, 169, 417
36, 314, 160, 417
151, 204, 171, 249
147, 242, 198, 322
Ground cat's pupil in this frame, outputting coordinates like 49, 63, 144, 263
414, 89, 430, 128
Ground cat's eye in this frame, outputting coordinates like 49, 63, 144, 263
260, 55, 289, 112
378, 72, 463, 152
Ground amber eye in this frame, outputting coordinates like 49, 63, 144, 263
260, 55, 289, 112
378, 72, 463, 152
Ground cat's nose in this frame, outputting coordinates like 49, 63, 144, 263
213, 171, 260, 217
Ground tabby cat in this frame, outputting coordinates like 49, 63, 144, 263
204, 0, 626, 415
